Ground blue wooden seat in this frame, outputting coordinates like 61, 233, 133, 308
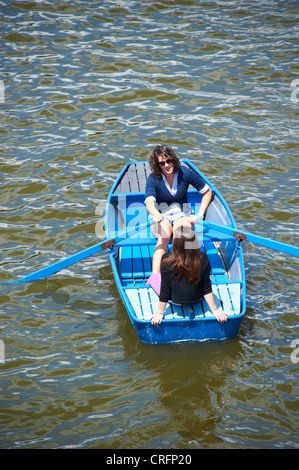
118, 237, 228, 281
119, 244, 154, 279
125, 283, 242, 321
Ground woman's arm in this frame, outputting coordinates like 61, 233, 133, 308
198, 188, 212, 218
151, 301, 167, 325
189, 188, 212, 224
146, 199, 163, 223
186, 168, 212, 220
145, 175, 163, 222
151, 258, 172, 325
203, 292, 228, 323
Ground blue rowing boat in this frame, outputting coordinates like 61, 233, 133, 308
105, 160, 246, 344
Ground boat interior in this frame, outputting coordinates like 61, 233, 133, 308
106, 161, 245, 322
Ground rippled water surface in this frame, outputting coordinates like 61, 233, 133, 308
0, 0, 298, 449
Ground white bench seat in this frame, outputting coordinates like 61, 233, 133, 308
125, 283, 241, 321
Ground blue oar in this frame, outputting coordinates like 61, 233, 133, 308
201, 220, 299, 258
9, 219, 154, 283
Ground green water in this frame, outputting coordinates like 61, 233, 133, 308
0, 0, 298, 449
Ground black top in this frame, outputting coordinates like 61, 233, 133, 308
159, 252, 212, 305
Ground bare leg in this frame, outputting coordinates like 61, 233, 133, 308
151, 218, 173, 274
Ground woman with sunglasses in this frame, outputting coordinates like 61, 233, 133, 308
145, 145, 212, 291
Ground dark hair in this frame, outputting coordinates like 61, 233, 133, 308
162, 226, 202, 284
149, 144, 180, 178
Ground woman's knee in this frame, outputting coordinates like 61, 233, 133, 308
155, 219, 172, 239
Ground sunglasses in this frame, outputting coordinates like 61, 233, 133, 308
158, 158, 173, 167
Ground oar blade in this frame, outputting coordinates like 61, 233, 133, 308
10, 242, 106, 283
245, 232, 299, 258
202, 221, 299, 258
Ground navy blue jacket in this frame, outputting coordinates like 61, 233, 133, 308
145, 165, 208, 207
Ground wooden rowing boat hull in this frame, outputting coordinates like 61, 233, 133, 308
105, 160, 246, 344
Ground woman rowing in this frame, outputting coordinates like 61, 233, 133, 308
145, 144, 212, 291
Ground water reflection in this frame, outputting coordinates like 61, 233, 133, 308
0, 0, 298, 449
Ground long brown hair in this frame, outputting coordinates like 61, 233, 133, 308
149, 144, 180, 178
162, 226, 202, 284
